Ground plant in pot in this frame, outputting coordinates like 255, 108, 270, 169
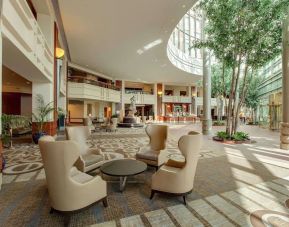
32, 94, 55, 144
1, 114, 13, 148
57, 107, 66, 130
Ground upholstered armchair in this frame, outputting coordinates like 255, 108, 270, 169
83, 117, 95, 132
38, 136, 107, 213
150, 131, 202, 205
66, 126, 104, 172
107, 118, 117, 132
136, 124, 168, 168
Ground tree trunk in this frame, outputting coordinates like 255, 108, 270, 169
226, 58, 238, 135
221, 62, 228, 121
231, 56, 242, 135
234, 63, 250, 132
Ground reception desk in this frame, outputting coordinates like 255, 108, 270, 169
159, 116, 197, 123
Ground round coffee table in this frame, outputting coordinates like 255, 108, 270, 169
100, 159, 147, 192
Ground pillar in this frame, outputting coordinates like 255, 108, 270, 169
32, 83, 56, 135
192, 97, 197, 115
281, 10, 289, 150
153, 84, 159, 120
121, 80, 125, 118
202, 13, 212, 135
188, 86, 192, 115
111, 103, 116, 115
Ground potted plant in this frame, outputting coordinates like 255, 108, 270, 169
1, 114, 13, 148
32, 94, 55, 144
57, 107, 66, 130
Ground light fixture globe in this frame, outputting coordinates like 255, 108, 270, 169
56, 47, 65, 59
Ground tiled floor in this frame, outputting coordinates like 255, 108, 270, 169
92, 177, 289, 227
1, 123, 289, 226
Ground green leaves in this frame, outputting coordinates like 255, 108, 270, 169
211, 63, 231, 98
194, 0, 289, 69
33, 94, 55, 133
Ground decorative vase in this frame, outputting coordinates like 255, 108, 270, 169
32, 132, 47, 144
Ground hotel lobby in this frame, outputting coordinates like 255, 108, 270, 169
1, 0, 289, 227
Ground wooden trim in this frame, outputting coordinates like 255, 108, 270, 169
26, 0, 37, 19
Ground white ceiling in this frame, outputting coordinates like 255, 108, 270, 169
58, 0, 201, 84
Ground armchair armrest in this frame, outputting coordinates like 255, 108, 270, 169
87, 147, 103, 155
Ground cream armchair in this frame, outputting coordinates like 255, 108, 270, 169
150, 131, 202, 205
38, 136, 107, 214
107, 118, 118, 132
83, 117, 95, 132
66, 126, 104, 172
136, 124, 168, 168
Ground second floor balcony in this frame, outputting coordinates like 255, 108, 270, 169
68, 76, 121, 103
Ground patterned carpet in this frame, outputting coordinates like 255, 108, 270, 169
1, 127, 289, 226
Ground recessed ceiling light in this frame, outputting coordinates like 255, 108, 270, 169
182, 4, 186, 8
86, 65, 89, 67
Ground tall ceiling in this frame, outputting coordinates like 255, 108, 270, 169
58, 0, 201, 84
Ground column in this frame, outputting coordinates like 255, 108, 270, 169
112, 103, 116, 115
116, 80, 125, 122
192, 97, 198, 115
281, 10, 289, 150
32, 82, 56, 135
154, 83, 159, 121
121, 80, 125, 114
202, 13, 212, 135
188, 86, 192, 115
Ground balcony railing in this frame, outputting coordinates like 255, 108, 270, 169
124, 93, 155, 105
163, 95, 192, 103
125, 90, 153, 95
2, 0, 54, 80
68, 76, 120, 91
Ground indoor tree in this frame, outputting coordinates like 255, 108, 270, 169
243, 74, 262, 124
193, 0, 289, 137
211, 63, 231, 121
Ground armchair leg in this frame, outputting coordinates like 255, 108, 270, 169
150, 190, 155, 200
50, 208, 54, 214
183, 195, 187, 205
102, 197, 108, 207
64, 213, 71, 227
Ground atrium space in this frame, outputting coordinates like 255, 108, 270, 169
0, 0, 289, 227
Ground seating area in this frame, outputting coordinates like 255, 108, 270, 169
3, 124, 289, 226
1, 0, 289, 226
40, 124, 202, 222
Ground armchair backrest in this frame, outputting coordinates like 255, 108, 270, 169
178, 131, 202, 189
83, 117, 92, 126
111, 118, 117, 130
39, 136, 81, 208
146, 124, 168, 151
65, 126, 90, 155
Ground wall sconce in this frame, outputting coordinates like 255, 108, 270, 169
157, 91, 163, 96
56, 47, 65, 59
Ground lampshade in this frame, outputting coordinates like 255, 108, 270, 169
56, 47, 65, 59
157, 91, 163, 95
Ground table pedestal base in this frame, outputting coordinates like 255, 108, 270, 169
120, 176, 127, 192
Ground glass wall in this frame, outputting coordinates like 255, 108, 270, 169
167, 8, 203, 75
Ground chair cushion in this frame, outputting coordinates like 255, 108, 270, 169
165, 154, 186, 168
70, 167, 94, 184
82, 154, 103, 166
136, 151, 158, 161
